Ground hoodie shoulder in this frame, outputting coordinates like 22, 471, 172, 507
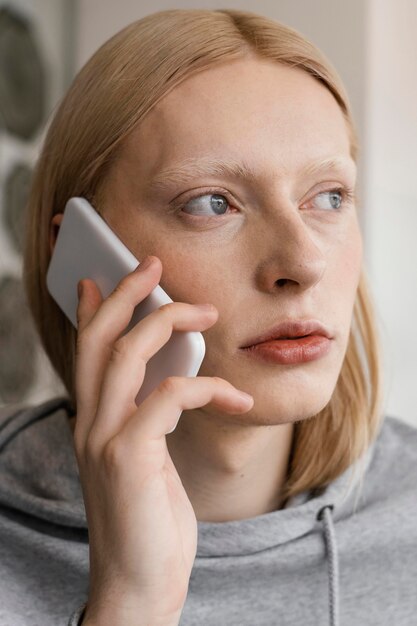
0, 396, 75, 449
377, 414, 417, 460
0, 395, 85, 527
0, 401, 31, 424
363, 415, 417, 507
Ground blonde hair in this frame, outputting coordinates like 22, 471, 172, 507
22, 8, 384, 502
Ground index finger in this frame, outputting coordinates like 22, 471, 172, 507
75, 258, 162, 419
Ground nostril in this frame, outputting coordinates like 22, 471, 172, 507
276, 278, 287, 287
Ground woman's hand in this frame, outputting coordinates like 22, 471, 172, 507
72, 255, 254, 625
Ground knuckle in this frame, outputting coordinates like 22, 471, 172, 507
83, 435, 100, 464
110, 281, 135, 308
75, 329, 91, 356
159, 376, 184, 395
157, 302, 175, 316
72, 430, 84, 460
109, 337, 129, 362
113, 278, 130, 295
102, 437, 123, 470
211, 376, 232, 391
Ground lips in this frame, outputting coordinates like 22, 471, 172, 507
240, 319, 332, 348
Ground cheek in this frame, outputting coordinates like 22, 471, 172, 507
157, 249, 225, 305
331, 219, 363, 293
348, 232, 363, 292
125, 215, 236, 309
329, 226, 363, 350
157, 249, 238, 349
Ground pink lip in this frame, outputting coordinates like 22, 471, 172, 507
241, 335, 332, 365
240, 319, 333, 349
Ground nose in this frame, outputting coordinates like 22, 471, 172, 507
255, 206, 326, 293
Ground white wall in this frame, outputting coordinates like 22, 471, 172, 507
364, 0, 417, 425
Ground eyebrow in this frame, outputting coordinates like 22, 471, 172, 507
303, 156, 356, 178
146, 155, 356, 193
148, 158, 257, 191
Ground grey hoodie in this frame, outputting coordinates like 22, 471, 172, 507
0, 395, 416, 626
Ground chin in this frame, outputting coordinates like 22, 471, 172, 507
233, 371, 338, 427
199, 347, 343, 426
243, 397, 331, 427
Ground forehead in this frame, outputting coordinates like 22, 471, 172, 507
120, 57, 352, 179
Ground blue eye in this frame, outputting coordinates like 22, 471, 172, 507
313, 190, 343, 210
181, 193, 230, 216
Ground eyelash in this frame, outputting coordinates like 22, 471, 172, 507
171, 185, 356, 222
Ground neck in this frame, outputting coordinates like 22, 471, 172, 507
68, 412, 295, 522
166, 409, 294, 522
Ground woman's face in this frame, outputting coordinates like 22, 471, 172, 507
96, 57, 362, 427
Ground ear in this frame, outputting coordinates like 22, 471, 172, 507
49, 213, 64, 255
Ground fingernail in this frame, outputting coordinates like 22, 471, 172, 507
136, 256, 154, 272
196, 303, 216, 312
77, 281, 83, 298
236, 390, 253, 404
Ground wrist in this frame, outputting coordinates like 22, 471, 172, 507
82, 602, 182, 626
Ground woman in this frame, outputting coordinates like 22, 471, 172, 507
1, 8, 416, 626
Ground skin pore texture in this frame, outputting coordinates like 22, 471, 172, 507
54, 56, 363, 522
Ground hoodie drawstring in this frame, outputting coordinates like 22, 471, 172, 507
317, 505, 340, 626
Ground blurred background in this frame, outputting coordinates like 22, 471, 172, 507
0, 0, 416, 427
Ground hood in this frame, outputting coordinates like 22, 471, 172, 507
0, 396, 378, 530
0, 396, 85, 528
0, 395, 382, 626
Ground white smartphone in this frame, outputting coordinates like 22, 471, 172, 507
46, 197, 206, 408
